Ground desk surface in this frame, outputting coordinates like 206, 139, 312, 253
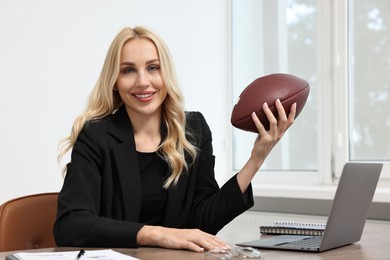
1, 213, 390, 260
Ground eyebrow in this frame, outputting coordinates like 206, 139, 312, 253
120, 59, 160, 66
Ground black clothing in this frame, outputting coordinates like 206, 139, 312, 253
54, 106, 254, 248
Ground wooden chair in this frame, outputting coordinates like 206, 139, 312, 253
0, 192, 58, 251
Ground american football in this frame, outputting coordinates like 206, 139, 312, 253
231, 73, 310, 133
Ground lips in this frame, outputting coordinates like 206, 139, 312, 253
135, 93, 153, 98
133, 92, 155, 102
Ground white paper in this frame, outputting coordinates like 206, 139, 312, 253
12, 249, 139, 260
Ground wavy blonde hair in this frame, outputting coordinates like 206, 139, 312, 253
58, 26, 198, 188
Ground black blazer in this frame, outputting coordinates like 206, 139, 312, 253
54, 106, 253, 248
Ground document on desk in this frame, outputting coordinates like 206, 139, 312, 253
6, 249, 139, 260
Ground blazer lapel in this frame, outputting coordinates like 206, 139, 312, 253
108, 107, 142, 221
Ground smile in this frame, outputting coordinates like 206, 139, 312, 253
134, 93, 154, 98
132, 92, 156, 102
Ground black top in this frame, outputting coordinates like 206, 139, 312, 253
137, 151, 168, 225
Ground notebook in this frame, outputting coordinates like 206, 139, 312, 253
237, 162, 383, 252
259, 221, 325, 236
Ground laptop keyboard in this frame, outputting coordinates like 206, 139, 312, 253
276, 236, 322, 249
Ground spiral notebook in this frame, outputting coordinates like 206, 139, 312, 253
237, 162, 383, 252
260, 221, 326, 236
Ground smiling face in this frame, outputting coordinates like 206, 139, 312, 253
115, 38, 167, 120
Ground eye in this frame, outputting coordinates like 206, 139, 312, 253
121, 67, 135, 74
148, 64, 160, 72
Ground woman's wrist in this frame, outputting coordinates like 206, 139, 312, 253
236, 156, 264, 193
137, 225, 161, 246
243, 154, 264, 176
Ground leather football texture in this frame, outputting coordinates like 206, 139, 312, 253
231, 73, 310, 133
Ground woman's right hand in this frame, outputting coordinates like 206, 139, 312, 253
136, 225, 230, 252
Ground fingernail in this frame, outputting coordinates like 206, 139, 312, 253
276, 98, 281, 105
263, 102, 268, 109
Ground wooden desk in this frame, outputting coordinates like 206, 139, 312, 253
1, 213, 389, 260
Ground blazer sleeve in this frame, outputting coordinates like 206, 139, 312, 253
53, 122, 144, 248
188, 112, 254, 234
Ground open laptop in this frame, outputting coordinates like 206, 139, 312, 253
237, 162, 383, 252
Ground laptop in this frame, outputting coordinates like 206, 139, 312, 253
237, 162, 383, 252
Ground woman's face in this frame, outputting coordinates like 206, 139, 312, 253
116, 38, 167, 119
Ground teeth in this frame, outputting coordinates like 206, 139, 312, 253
135, 93, 153, 98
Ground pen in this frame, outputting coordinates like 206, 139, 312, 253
76, 249, 85, 259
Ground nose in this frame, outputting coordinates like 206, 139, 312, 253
137, 70, 149, 88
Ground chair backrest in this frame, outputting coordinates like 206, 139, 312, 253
0, 192, 58, 252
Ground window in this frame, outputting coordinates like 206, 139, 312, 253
348, 1, 390, 161
232, 0, 390, 186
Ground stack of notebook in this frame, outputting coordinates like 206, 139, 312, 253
260, 221, 326, 236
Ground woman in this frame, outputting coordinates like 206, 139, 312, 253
54, 26, 296, 252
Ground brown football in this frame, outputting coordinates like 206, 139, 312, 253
231, 73, 310, 133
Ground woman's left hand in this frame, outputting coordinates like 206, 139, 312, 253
250, 99, 296, 164
236, 99, 296, 193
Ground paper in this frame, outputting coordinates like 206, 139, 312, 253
9, 249, 139, 260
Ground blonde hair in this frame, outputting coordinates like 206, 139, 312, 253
58, 26, 198, 188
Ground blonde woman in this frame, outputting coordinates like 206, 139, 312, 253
54, 26, 296, 252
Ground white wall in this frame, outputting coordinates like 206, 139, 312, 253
0, 0, 234, 203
